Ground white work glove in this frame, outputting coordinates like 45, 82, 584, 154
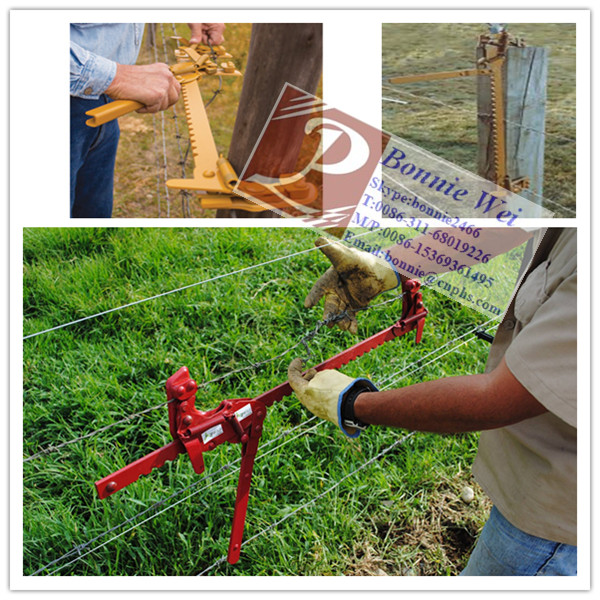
287, 358, 378, 438
305, 237, 401, 334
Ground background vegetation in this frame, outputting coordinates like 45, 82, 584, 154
382, 23, 577, 217
23, 227, 498, 577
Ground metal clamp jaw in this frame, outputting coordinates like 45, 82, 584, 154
96, 365, 266, 564
165, 367, 266, 563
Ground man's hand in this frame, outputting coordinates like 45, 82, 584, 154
287, 358, 377, 438
305, 237, 401, 334
188, 23, 226, 45
105, 63, 181, 113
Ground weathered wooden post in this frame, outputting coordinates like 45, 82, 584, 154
218, 23, 323, 218
477, 37, 548, 212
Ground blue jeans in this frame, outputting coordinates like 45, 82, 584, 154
70, 95, 120, 218
460, 506, 577, 576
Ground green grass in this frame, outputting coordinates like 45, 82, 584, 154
23, 227, 496, 577
382, 23, 576, 216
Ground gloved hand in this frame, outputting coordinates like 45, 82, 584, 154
287, 358, 378, 438
305, 237, 401, 334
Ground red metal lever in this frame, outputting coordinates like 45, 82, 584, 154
94, 279, 427, 564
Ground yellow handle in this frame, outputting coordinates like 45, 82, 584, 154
85, 99, 144, 127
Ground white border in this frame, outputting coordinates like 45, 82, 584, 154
6, 2, 592, 595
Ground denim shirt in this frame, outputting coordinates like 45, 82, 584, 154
70, 23, 145, 99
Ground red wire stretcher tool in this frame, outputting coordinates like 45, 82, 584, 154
95, 279, 428, 564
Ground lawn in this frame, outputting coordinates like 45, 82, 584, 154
22, 227, 498, 577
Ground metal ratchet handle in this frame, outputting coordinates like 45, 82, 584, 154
255, 320, 410, 408
94, 317, 417, 497
95, 438, 186, 499
85, 100, 145, 127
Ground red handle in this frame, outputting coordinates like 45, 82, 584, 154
227, 401, 267, 564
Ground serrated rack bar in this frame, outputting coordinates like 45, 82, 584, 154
95, 278, 427, 564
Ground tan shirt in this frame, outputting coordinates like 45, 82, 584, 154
473, 228, 577, 545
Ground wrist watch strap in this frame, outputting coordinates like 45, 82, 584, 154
341, 378, 378, 431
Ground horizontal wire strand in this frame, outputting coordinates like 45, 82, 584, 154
31, 417, 320, 576
376, 317, 498, 388
197, 432, 415, 576
33, 322, 486, 576
381, 83, 576, 143
22, 245, 323, 340
383, 323, 498, 389
23, 228, 385, 341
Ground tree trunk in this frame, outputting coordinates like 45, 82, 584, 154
218, 23, 323, 218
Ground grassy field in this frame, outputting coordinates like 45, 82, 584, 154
22, 227, 498, 577
382, 23, 577, 217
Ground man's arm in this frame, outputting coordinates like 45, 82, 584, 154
104, 63, 181, 113
70, 40, 117, 98
354, 357, 547, 433
103, 23, 226, 113
288, 356, 548, 437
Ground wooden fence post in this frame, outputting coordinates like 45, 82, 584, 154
477, 44, 548, 212
218, 23, 323, 218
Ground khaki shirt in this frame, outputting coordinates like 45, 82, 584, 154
473, 228, 577, 545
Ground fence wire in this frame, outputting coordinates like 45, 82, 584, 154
380, 83, 576, 216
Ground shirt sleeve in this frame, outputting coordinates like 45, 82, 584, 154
70, 40, 117, 99
504, 270, 577, 428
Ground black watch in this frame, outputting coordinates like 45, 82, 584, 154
341, 378, 378, 431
